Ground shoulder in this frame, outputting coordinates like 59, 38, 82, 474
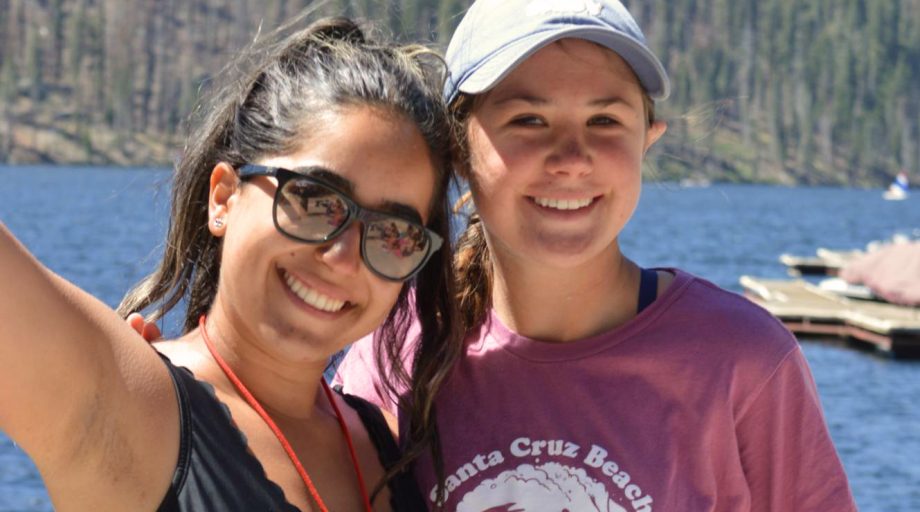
153, 338, 232, 389
640, 269, 823, 423
336, 388, 399, 444
336, 387, 428, 509
153, 338, 210, 368
333, 331, 416, 415
662, 268, 797, 354
649, 269, 801, 387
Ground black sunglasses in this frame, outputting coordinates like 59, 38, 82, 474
237, 164, 443, 282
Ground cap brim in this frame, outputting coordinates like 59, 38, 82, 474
457, 27, 670, 101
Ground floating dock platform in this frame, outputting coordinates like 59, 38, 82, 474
740, 276, 920, 357
778, 248, 863, 277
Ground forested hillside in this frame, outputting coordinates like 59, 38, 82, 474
1, 0, 918, 185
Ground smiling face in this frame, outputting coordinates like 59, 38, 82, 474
212, 106, 437, 362
465, 38, 665, 271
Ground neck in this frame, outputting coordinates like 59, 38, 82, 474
195, 305, 330, 420
490, 242, 641, 343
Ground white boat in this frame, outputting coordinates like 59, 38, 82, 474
883, 172, 909, 200
679, 176, 711, 188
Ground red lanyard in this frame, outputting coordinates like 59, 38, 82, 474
199, 316, 373, 512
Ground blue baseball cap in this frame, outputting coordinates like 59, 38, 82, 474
444, 0, 670, 104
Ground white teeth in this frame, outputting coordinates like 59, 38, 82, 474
534, 197, 593, 210
283, 272, 346, 313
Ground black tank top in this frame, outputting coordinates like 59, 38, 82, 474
637, 267, 659, 314
155, 356, 425, 511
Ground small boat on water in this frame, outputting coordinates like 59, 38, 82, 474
883, 171, 909, 201
679, 176, 711, 188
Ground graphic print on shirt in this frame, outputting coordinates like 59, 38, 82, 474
431, 436, 654, 511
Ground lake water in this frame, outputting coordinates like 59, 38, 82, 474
1, 165, 918, 511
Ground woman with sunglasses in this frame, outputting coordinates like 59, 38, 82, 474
0, 17, 461, 511
335, 0, 857, 510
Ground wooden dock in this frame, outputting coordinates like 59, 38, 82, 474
740, 276, 920, 357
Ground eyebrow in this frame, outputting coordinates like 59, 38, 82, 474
588, 97, 631, 108
489, 93, 633, 110
299, 167, 424, 223
304, 168, 355, 195
489, 93, 548, 107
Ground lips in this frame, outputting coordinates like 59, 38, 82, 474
281, 270, 347, 313
532, 196, 595, 211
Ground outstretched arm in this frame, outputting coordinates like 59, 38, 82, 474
0, 222, 178, 509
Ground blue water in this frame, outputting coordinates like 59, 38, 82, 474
1, 165, 919, 510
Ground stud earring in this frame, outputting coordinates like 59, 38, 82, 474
213, 217, 225, 229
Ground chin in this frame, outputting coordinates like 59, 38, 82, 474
532, 231, 603, 255
523, 247, 603, 270
524, 233, 619, 268
265, 319, 342, 355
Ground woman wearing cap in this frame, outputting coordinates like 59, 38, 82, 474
335, 0, 857, 510
0, 18, 461, 511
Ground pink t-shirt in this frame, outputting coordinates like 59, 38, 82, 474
334, 270, 856, 511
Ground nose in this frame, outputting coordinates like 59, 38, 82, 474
545, 127, 592, 177
316, 222, 362, 276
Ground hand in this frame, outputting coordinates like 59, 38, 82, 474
127, 313, 163, 343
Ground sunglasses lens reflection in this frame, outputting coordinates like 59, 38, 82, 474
276, 180, 349, 241
364, 218, 430, 279
276, 178, 431, 280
